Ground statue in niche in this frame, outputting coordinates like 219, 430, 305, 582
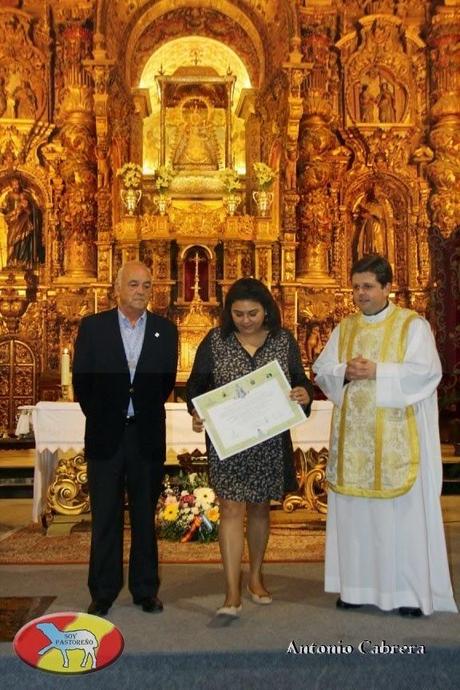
353, 189, 387, 262
172, 99, 219, 170
14, 80, 37, 119
377, 82, 396, 123
305, 322, 323, 363
359, 84, 375, 122
0, 177, 44, 268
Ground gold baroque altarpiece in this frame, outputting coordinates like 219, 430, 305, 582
0, 0, 457, 440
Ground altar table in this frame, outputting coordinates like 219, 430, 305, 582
17, 400, 332, 522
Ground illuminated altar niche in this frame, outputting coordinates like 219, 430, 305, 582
139, 36, 251, 180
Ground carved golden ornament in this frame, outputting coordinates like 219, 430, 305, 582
283, 448, 328, 515
139, 214, 170, 240
0, 271, 33, 333
114, 217, 140, 242
298, 291, 336, 322
340, 17, 415, 128
302, 92, 334, 124
44, 453, 90, 527
254, 218, 277, 242
223, 216, 254, 240
0, 11, 48, 122
169, 204, 226, 238
429, 192, 460, 238
0, 289, 29, 332
178, 296, 215, 376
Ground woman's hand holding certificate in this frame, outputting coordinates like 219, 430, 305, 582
191, 360, 306, 460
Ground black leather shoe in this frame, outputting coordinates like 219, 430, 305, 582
87, 599, 111, 616
133, 596, 163, 613
399, 607, 423, 617
336, 597, 362, 610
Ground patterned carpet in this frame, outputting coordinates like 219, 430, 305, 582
0, 523, 325, 565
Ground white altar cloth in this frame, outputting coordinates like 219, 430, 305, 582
17, 400, 332, 522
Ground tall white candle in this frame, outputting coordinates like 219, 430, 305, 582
61, 348, 71, 387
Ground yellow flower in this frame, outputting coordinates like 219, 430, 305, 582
117, 162, 143, 189
253, 162, 277, 190
162, 504, 179, 522
205, 506, 220, 523
218, 168, 240, 193
155, 165, 176, 191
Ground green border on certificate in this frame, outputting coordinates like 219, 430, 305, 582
191, 360, 307, 460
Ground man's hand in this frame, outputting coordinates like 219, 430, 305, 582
345, 355, 377, 381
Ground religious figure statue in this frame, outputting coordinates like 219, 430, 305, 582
96, 146, 110, 189
0, 178, 44, 268
377, 82, 396, 123
284, 148, 298, 191
173, 99, 219, 170
359, 84, 375, 122
305, 322, 323, 363
14, 80, 37, 119
353, 190, 386, 262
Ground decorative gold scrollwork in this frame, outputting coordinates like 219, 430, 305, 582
177, 449, 209, 477
43, 453, 90, 527
283, 447, 328, 515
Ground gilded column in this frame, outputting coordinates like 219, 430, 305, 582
427, 0, 460, 419
57, 22, 97, 282
280, 38, 312, 332
427, 1, 460, 238
84, 34, 115, 288
297, 21, 337, 285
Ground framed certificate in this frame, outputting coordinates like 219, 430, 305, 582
192, 360, 307, 460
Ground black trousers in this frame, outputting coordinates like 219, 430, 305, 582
87, 423, 164, 603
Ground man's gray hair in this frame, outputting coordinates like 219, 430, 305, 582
115, 261, 151, 287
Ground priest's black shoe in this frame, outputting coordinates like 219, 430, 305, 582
87, 599, 111, 616
133, 596, 163, 613
398, 607, 423, 618
336, 597, 362, 610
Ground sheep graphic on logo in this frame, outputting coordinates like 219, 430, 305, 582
36, 622, 99, 669
14, 611, 124, 674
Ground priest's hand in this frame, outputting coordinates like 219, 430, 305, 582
345, 355, 377, 380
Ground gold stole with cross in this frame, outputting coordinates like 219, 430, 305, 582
327, 304, 420, 498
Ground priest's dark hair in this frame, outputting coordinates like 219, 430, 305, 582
351, 254, 393, 287
221, 277, 282, 337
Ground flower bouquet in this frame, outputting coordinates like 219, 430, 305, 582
252, 162, 276, 215
116, 162, 143, 189
218, 168, 240, 193
154, 164, 176, 193
253, 161, 277, 191
156, 472, 219, 543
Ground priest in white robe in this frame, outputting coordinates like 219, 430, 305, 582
313, 254, 457, 617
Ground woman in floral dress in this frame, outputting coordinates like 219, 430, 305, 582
187, 278, 313, 617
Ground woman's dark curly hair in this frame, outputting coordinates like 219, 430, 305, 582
220, 278, 281, 337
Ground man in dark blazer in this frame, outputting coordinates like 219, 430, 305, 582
73, 261, 178, 616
